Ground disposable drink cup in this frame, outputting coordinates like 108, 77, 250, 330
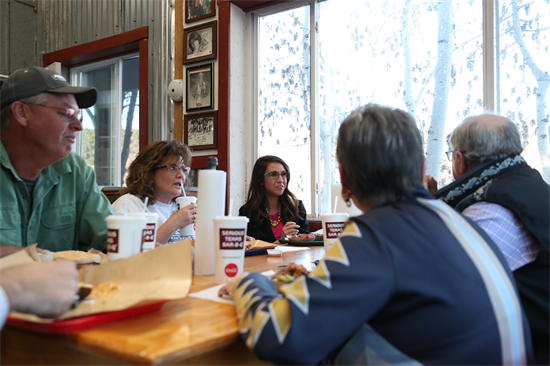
105, 215, 146, 260
321, 213, 349, 253
129, 212, 159, 252
213, 216, 249, 284
176, 196, 198, 237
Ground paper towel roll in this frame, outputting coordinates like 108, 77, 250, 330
331, 184, 362, 217
194, 170, 227, 275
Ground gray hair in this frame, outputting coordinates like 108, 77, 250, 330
1, 93, 51, 129
337, 104, 424, 207
449, 113, 523, 167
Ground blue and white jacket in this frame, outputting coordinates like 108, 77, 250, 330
230, 188, 532, 365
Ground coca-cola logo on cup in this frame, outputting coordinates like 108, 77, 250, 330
219, 229, 245, 250
225, 263, 238, 277
141, 223, 156, 251
325, 222, 345, 239
107, 229, 119, 253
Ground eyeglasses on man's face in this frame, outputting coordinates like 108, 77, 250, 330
445, 150, 455, 162
264, 171, 289, 180
30, 104, 83, 123
154, 165, 190, 175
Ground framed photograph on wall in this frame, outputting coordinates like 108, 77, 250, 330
185, 0, 215, 24
184, 111, 218, 151
186, 63, 213, 112
183, 21, 217, 65
187, 168, 200, 191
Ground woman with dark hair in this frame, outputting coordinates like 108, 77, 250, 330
188, 31, 202, 55
112, 140, 197, 244
238, 155, 309, 242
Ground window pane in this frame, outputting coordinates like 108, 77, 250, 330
79, 65, 117, 186
258, 5, 312, 213
120, 58, 140, 186
496, 0, 550, 182
318, 0, 483, 213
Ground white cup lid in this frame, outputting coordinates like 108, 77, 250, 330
213, 216, 249, 223
106, 215, 146, 222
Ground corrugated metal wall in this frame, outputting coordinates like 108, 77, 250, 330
34, 0, 176, 141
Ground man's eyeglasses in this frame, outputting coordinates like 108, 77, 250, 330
264, 171, 289, 180
30, 104, 83, 123
153, 165, 190, 175
445, 150, 455, 161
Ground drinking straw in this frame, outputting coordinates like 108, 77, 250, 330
123, 195, 128, 215
143, 196, 149, 212
228, 199, 233, 216
181, 182, 187, 197
333, 196, 338, 214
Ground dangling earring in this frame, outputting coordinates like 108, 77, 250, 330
342, 189, 352, 208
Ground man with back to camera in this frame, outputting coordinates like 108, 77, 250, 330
0, 66, 115, 255
222, 104, 533, 365
427, 113, 549, 364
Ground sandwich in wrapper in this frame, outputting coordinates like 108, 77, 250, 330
53, 250, 101, 265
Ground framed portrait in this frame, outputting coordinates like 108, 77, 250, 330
184, 111, 218, 151
186, 63, 214, 112
185, 0, 215, 24
184, 21, 217, 65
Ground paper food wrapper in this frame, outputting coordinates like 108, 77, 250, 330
5, 240, 193, 322
0, 248, 36, 270
246, 240, 278, 251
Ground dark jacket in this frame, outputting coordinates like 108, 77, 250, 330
238, 200, 309, 242
437, 160, 549, 364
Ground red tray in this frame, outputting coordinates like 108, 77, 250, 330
6, 301, 168, 334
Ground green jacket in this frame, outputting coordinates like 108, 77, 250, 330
0, 142, 114, 252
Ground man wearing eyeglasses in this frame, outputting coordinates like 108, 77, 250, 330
0, 66, 115, 256
430, 113, 549, 365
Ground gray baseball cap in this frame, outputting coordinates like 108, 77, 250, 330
0, 66, 97, 109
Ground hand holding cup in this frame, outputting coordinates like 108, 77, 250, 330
173, 202, 197, 227
175, 197, 198, 237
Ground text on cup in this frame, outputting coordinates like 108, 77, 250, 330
107, 229, 119, 253
219, 229, 245, 250
325, 222, 346, 238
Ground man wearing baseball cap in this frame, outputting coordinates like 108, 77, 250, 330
0, 66, 115, 255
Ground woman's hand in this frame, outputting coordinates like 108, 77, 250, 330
282, 221, 300, 237
172, 203, 198, 227
246, 236, 255, 241
156, 203, 198, 244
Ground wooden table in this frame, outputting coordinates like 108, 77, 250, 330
1, 246, 325, 365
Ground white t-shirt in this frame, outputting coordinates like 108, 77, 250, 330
112, 194, 186, 243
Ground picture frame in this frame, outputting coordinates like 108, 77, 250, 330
184, 111, 218, 151
186, 63, 214, 112
183, 21, 217, 65
185, 0, 215, 24
187, 169, 200, 191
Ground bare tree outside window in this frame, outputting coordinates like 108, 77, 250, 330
257, 0, 549, 215
258, 5, 312, 212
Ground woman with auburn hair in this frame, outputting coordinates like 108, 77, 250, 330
112, 140, 197, 245
239, 155, 309, 242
